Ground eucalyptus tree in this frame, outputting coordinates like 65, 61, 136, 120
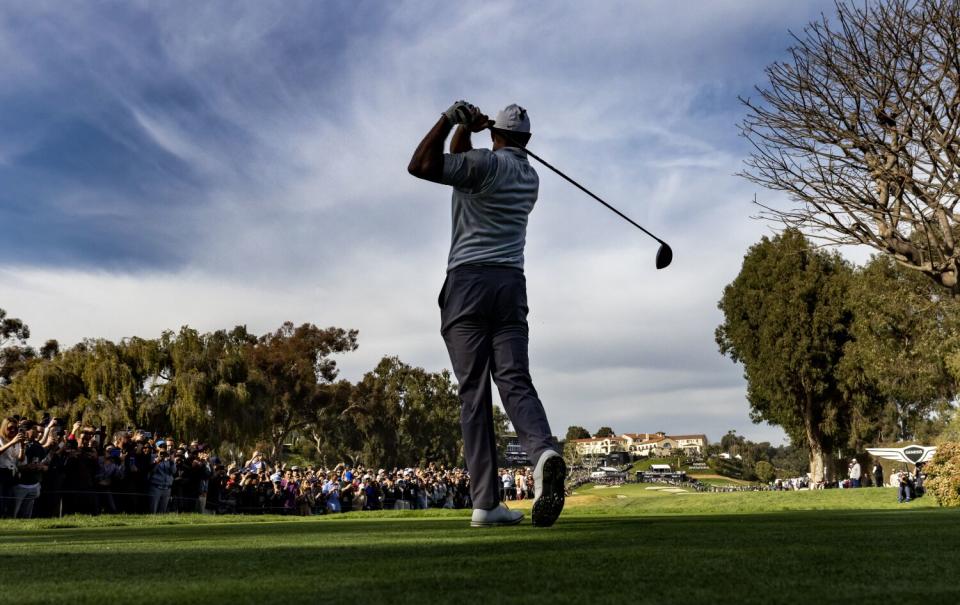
343, 357, 402, 467
344, 356, 462, 469
397, 367, 460, 467
0, 308, 56, 388
246, 322, 358, 462
307, 379, 356, 466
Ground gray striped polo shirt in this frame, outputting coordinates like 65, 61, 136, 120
440, 147, 539, 271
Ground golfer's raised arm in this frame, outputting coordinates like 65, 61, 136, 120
451, 122, 479, 154
408, 101, 477, 182
407, 115, 452, 182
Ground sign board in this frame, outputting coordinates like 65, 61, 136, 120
865, 444, 936, 465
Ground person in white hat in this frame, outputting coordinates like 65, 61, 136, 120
408, 101, 566, 528
848, 457, 861, 488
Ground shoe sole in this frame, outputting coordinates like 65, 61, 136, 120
532, 456, 566, 527
470, 516, 524, 528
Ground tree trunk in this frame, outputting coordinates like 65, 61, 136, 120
807, 439, 826, 484
804, 392, 827, 483
273, 427, 285, 465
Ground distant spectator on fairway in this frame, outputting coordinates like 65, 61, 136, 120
849, 458, 861, 488
872, 461, 884, 487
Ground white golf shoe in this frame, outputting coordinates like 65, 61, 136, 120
470, 503, 524, 527
532, 450, 566, 527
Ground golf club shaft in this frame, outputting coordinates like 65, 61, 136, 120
488, 125, 667, 246
520, 147, 666, 246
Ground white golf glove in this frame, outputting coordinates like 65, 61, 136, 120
444, 100, 476, 126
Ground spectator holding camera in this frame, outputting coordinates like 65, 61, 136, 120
245, 451, 268, 475
322, 471, 340, 513
205, 462, 227, 514
13, 420, 54, 518
62, 428, 100, 515
147, 447, 177, 513
0, 417, 23, 517
381, 475, 399, 509
363, 476, 381, 511
96, 448, 125, 514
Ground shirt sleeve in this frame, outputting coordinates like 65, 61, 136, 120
441, 149, 495, 192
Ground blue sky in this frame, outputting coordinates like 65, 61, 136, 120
1, 1, 845, 444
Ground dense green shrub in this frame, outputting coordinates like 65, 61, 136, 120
708, 456, 745, 480
754, 460, 775, 483
925, 442, 960, 507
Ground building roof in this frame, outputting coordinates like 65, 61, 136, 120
572, 433, 707, 445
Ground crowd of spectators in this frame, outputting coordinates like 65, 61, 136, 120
499, 467, 534, 501
772, 477, 809, 490
0, 415, 476, 519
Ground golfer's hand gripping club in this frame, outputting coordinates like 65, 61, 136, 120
443, 100, 476, 126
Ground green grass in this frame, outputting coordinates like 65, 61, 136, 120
627, 456, 688, 472
688, 475, 754, 486
567, 482, 942, 514
1, 485, 956, 605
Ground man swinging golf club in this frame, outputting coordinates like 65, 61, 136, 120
408, 101, 566, 527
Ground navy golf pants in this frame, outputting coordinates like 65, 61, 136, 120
439, 265, 557, 510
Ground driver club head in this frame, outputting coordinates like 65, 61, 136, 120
655, 243, 673, 270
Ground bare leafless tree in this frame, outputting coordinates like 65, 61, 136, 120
740, 0, 960, 296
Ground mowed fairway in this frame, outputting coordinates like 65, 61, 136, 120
2, 486, 958, 605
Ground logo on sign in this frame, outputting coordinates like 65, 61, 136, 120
904, 447, 924, 463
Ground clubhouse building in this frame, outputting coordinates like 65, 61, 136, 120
571, 432, 708, 458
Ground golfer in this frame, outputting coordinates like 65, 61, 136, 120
408, 101, 566, 527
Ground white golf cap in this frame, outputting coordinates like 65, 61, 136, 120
493, 104, 531, 133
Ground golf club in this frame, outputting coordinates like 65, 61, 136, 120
492, 126, 673, 270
